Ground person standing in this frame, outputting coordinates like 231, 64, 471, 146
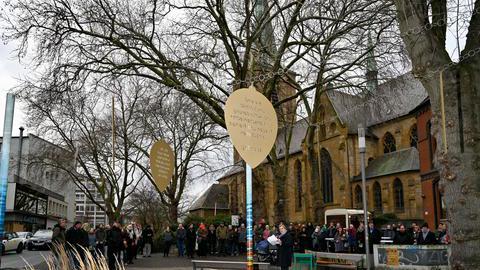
277, 224, 294, 270
163, 226, 174, 257
207, 224, 217, 255
66, 221, 87, 267
142, 225, 154, 257
417, 223, 437, 245
88, 228, 96, 254
384, 224, 396, 241
368, 222, 381, 253
134, 223, 143, 258
197, 223, 208, 256
176, 224, 186, 257
216, 222, 228, 256
334, 227, 346, 253
356, 223, 366, 253
106, 222, 123, 270
298, 226, 309, 253
305, 222, 315, 250
311, 226, 322, 251
347, 224, 357, 253
393, 225, 413, 245
52, 218, 67, 256
95, 224, 107, 256
123, 224, 137, 265
237, 224, 247, 255
186, 224, 196, 258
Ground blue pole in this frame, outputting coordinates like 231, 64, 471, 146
246, 164, 253, 269
0, 94, 15, 264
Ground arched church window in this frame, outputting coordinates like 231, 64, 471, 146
383, 132, 396, 153
410, 124, 418, 148
321, 148, 333, 203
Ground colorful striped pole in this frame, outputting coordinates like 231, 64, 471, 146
0, 94, 15, 266
246, 164, 253, 270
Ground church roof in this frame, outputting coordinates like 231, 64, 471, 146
328, 73, 427, 133
352, 147, 420, 181
189, 184, 230, 212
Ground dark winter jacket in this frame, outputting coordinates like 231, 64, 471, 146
66, 227, 88, 250
277, 231, 294, 267
106, 226, 124, 250
393, 231, 413, 245
52, 224, 66, 245
95, 228, 107, 243
176, 228, 186, 241
143, 227, 154, 244
417, 231, 437, 245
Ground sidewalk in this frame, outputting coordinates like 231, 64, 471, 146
126, 253, 249, 270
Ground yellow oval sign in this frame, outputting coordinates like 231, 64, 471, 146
224, 86, 278, 168
150, 140, 175, 191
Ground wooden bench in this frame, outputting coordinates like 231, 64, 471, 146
191, 260, 271, 270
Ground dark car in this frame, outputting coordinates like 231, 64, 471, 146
27, 230, 53, 250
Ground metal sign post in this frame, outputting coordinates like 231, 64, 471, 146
0, 94, 15, 266
358, 124, 370, 269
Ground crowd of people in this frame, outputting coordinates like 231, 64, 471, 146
51, 219, 155, 269
49, 217, 449, 270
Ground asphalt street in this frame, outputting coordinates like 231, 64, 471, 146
0, 250, 50, 269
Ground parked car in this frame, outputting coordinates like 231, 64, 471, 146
27, 230, 53, 250
2, 232, 24, 254
16, 232, 33, 245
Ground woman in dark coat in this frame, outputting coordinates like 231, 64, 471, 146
186, 224, 197, 258
277, 224, 294, 270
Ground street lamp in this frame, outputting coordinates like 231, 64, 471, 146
358, 124, 371, 269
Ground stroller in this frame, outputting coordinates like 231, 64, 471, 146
256, 240, 278, 265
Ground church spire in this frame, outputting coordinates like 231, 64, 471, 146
253, 0, 277, 68
366, 32, 378, 93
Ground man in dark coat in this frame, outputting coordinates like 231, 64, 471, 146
186, 224, 197, 258
394, 224, 413, 245
66, 221, 86, 250
106, 222, 123, 270
142, 225, 154, 257
277, 224, 294, 270
368, 222, 381, 253
95, 224, 107, 256
65, 221, 86, 268
52, 218, 66, 256
417, 223, 437, 245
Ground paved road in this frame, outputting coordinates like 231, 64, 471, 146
0, 250, 51, 269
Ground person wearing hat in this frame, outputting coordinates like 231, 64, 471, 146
417, 223, 437, 245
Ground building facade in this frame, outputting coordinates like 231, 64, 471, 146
75, 181, 108, 227
413, 99, 446, 228
217, 71, 437, 226
1, 129, 76, 232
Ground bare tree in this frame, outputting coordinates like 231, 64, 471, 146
126, 89, 229, 223
391, 1, 480, 268
14, 78, 146, 222
124, 181, 169, 232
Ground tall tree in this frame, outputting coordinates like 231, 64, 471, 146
393, 1, 480, 268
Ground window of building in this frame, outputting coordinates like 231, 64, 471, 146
295, 160, 303, 210
368, 157, 374, 164
373, 181, 382, 212
394, 178, 404, 211
355, 185, 362, 208
410, 124, 418, 148
321, 148, 333, 203
383, 132, 397, 153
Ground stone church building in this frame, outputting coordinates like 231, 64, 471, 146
193, 59, 443, 228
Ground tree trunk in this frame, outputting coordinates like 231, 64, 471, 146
394, 1, 480, 268
168, 201, 179, 224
